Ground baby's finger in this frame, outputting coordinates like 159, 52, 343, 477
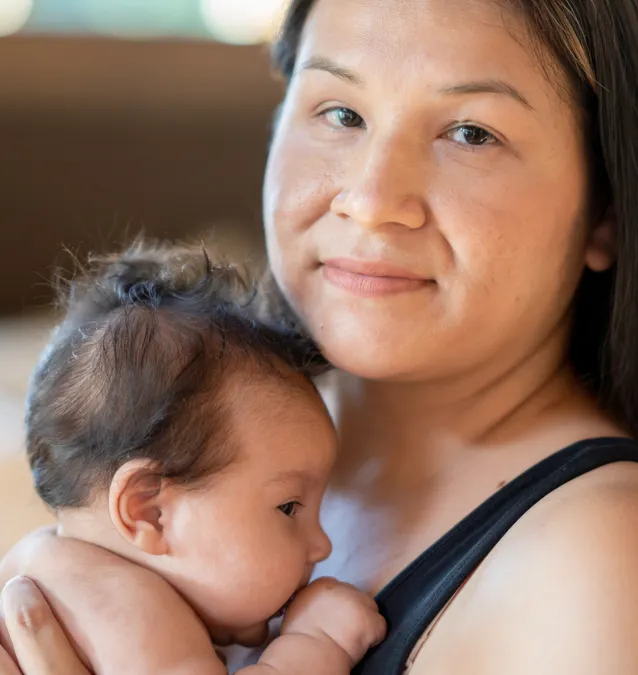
2, 577, 90, 675
371, 612, 387, 646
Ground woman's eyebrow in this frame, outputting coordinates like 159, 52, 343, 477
296, 58, 532, 111
297, 56, 365, 87
437, 80, 533, 110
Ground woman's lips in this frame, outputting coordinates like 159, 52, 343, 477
321, 258, 432, 298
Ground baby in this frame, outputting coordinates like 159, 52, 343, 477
0, 241, 385, 674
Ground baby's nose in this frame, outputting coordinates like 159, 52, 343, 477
308, 525, 333, 564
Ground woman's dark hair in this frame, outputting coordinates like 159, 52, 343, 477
272, 0, 638, 434
27, 240, 328, 510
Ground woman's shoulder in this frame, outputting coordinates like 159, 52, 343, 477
413, 458, 638, 674
498, 452, 638, 568
491, 455, 638, 586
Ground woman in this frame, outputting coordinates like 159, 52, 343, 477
3, 0, 638, 672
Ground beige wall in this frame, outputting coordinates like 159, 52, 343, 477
0, 315, 56, 557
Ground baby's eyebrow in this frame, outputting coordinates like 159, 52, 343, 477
267, 469, 318, 487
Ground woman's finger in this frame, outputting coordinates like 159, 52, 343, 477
2, 577, 90, 675
0, 645, 22, 675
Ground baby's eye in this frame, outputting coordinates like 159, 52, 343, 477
446, 124, 498, 147
278, 501, 302, 518
320, 107, 365, 129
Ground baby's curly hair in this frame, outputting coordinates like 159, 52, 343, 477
26, 239, 329, 510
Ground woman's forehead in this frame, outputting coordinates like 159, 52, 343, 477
297, 0, 536, 82
294, 0, 569, 117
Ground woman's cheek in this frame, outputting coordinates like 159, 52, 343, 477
266, 137, 342, 294
279, 142, 342, 226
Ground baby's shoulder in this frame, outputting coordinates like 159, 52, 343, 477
4, 528, 174, 609
1, 529, 221, 674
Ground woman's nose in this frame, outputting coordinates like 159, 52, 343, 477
308, 525, 333, 564
330, 133, 429, 231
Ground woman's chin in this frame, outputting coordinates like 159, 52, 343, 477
319, 343, 424, 383
306, 315, 435, 381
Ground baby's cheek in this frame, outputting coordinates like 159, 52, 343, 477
254, 532, 306, 585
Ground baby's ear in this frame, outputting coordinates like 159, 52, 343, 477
109, 460, 171, 555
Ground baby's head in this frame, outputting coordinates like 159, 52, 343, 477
26, 240, 336, 645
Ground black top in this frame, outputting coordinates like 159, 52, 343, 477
354, 437, 638, 675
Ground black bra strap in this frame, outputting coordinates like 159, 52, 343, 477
355, 437, 638, 674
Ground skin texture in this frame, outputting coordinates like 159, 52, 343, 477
3, 0, 638, 673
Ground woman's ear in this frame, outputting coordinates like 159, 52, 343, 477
108, 460, 171, 556
585, 207, 617, 272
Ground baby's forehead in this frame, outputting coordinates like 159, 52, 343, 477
221, 372, 337, 476
224, 362, 327, 420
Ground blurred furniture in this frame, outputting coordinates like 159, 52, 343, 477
0, 36, 281, 314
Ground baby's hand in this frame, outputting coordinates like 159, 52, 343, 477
280, 577, 386, 665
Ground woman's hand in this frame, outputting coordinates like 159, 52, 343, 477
0, 645, 21, 675
0, 578, 90, 675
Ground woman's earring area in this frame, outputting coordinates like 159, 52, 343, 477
585, 213, 616, 273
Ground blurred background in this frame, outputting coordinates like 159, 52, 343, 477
0, 0, 288, 554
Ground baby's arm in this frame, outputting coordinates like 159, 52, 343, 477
241, 578, 386, 675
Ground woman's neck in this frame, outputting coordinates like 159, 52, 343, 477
314, 325, 623, 590
321, 323, 618, 494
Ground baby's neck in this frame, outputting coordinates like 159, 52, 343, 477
56, 504, 142, 564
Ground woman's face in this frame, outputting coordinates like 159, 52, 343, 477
263, 0, 612, 382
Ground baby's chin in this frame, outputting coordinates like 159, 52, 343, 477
210, 621, 270, 648
206, 594, 297, 648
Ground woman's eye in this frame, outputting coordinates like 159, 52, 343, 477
278, 501, 302, 518
447, 125, 497, 147
321, 107, 365, 129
